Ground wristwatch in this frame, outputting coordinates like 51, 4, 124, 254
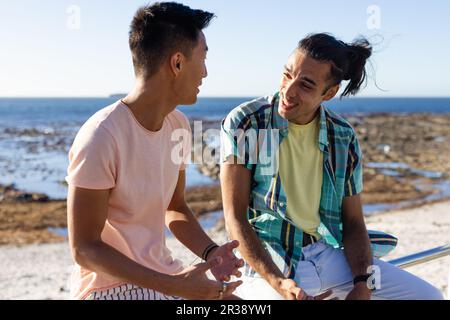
353, 274, 376, 291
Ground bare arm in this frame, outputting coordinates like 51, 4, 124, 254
166, 170, 243, 284
67, 185, 176, 294
166, 170, 218, 259
220, 161, 302, 299
67, 184, 236, 299
342, 194, 373, 298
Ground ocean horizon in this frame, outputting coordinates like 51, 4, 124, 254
1, 96, 450, 126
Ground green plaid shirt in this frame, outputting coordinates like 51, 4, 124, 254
220, 93, 397, 279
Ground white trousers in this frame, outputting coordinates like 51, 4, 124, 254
235, 240, 444, 300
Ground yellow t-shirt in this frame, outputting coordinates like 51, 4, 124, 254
279, 115, 323, 239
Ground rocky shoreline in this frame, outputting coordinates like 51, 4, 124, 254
1, 113, 449, 246
0, 184, 223, 246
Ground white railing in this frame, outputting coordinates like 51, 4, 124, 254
388, 243, 450, 298
388, 243, 450, 269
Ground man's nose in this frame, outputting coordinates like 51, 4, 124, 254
284, 80, 299, 100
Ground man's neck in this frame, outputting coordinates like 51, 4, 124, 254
290, 106, 320, 125
122, 77, 176, 132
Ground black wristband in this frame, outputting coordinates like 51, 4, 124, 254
353, 274, 374, 290
202, 243, 219, 261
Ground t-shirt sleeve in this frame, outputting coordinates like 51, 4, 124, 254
220, 111, 256, 171
65, 124, 117, 190
344, 133, 363, 197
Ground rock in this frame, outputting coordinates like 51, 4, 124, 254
32, 193, 49, 202
0, 184, 50, 203
377, 144, 391, 154
15, 193, 33, 202
4, 183, 16, 192
358, 128, 368, 135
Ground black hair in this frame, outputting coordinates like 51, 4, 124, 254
129, 2, 215, 77
298, 33, 372, 97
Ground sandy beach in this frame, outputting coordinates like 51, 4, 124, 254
0, 200, 448, 300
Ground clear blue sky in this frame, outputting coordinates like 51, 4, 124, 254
1, 0, 449, 97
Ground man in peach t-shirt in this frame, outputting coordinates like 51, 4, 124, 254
66, 2, 243, 300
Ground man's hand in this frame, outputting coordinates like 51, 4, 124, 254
277, 278, 334, 300
174, 257, 243, 300
345, 282, 372, 300
207, 240, 245, 282
166, 170, 243, 283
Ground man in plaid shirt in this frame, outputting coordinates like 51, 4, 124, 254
220, 33, 443, 300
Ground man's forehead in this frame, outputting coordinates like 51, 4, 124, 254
198, 31, 208, 51
285, 50, 330, 80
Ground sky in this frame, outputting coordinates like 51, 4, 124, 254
0, 0, 449, 98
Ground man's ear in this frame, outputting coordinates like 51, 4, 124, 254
323, 84, 340, 101
170, 53, 184, 76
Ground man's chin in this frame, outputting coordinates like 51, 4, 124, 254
181, 96, 198, 106
278, 106, 295, 120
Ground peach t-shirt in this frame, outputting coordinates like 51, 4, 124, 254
65, 101, 191, 299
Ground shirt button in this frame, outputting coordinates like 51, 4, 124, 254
279, 202, 284, 207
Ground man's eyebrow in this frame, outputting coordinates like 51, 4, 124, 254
283, 65, 292, 73
301, 76, 317, 86
283, 66, 317, 86
205, 45, 209, 52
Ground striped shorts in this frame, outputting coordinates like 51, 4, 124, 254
85, 283, 183, 300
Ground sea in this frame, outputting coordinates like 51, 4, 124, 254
1, 97, 450, 202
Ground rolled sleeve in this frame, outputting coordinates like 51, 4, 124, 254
220, 113, 256, 171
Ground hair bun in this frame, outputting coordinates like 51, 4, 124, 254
297, 33, 372, 97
